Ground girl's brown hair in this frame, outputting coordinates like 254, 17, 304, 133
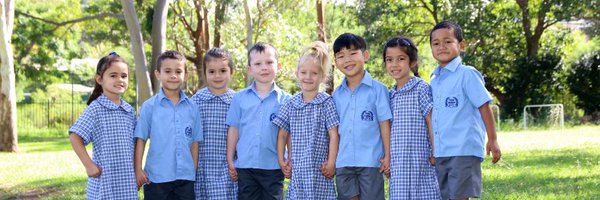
87, 52, 128, 105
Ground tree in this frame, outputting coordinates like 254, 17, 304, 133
0, 0, 17, 152
120, 0, 153, 104
567, 51, 600, 122
317, 0, 334, 94
150, 0, 169, 93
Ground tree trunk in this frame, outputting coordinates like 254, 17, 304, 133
213, 0, 229, 47
0, 0, 17, 152
243, 0, 253, 86
150, 0, 168, 93
120, 0, 153, 105
316, 0, 333, 95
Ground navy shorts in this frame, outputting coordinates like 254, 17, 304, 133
435, 156, 482, 200
335, 167, 384, 200
143, 180, 195, 200
237, 168, 284, 200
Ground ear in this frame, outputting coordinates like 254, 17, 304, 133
154, 70, 160, 79
459, 40, 466, 52
276, 62, 282, 72
363, 50, 370, 60
95, 75, 103, 84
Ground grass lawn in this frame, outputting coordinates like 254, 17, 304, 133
1, 126, 599, 199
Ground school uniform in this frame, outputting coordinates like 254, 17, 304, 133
272, 92, 339, 200
69, 95, 138, 200
135, 88, 203, 200
430, 56, 493, 199
225, 82, 291, 200
191, 88, 237, 200
389, 77, 441, 199
332, 70, 392, 200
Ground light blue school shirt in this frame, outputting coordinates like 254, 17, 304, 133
430, 56, 492, 159
225, 82, 291, 169
134, 88, 203, 183
333, 70, 393, 168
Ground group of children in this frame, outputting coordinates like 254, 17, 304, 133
69, 20, 501, 200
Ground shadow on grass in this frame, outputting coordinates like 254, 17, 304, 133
17, 137, 73, 153
492, 148, 600, 168
0, 177, 86, 200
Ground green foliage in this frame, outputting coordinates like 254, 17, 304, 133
567, 51, 600, 117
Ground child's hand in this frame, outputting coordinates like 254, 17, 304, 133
282, 160, 292, 179
379, 156, 390, 175
135, 169, 149, 189
429, 155, 436, 166
320, 160, 335, 179
85, 163, 102, 177
486, 140, 502, 164
228, 163, 238, 181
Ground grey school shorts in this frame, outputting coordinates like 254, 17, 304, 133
435, 156, 482, 200
335, 167, 384, 200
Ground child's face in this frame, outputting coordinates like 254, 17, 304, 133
248, 47, 280, 85
97, 62, 129, 98
205, 59, 232, 93
385, 47, 413, 84
296, 59, 324, 94
334, 47, 368, 79
431, 27, 464, 67
155, 58, 187, 92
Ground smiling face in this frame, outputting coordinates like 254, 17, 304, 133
97, 61, 129, 99
385, 47, 413, 85
431, 27, 464, 67
155, 58, 187, 92
205, 59, 232, 94
248, 47, 280, 85
334, 47, 369, 79
296, 59, 324, 93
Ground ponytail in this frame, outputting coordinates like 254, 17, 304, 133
87, 82, 103, 105
87, 52, 127, 105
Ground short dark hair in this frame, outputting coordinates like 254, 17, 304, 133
156, 50, 186, 72
333, 33, 367, 54
204, 48, 234, 74
247, 42, 278, 65
429, 20, 464, 43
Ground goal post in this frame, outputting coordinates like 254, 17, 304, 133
523, 104, 564, 130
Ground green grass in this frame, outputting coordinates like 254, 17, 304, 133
1, 126, 599, 199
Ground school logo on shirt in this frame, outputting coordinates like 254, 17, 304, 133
270, 113, 277, 121
361, 110, 374, 121
445, 97, 459, 108
185, 126, 192, 138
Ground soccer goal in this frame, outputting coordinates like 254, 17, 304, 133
523, 104, 564, 130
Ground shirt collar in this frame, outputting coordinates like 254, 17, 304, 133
291, 92, 330, 109
341, 70, 374, 91
432, 56, 462, 78
96, 94, 134, 113
390, 77, 421, 96
249, 82, 283, 98
158, 88, 189, 105
195, 87, 234, 104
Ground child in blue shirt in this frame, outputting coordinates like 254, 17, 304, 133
429, 20, 501, 200
226, 42, 292, 200
134, 50, 203, 200
273, 41, 339, 199
192, 48, 237, 200
69, 52, 138, 199
332, 33, 392, 200
383, 37, 441, 199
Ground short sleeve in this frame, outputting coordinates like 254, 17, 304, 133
463, 68, 493, 108
418, 83, 434, 117
324, 98, 340, 130
69, 105, 96, 145
375, 85, 393, 122
134, 101, 152, 140
272, 103, 291, 133
192, 104, 204, 142
225, 94, 241, 128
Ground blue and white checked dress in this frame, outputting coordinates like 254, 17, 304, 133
191, 88, 237, 200
389, 77, 441, 199
272, 92, 339, 200
68, 95, 138, 200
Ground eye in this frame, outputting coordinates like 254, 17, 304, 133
385, 58, 392, 62
121, 74, 128, 79
220, 69, 227, 73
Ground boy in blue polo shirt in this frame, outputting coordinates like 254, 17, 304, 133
226, 42, 291, 200
429, 21, 502, 200
332, 33, 392, 200
134, 51, 203, 200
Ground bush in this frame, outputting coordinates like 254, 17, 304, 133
567, 51, 600, 123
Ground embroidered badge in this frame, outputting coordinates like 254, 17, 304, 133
361, 110, 374, 121
270, 113, 277, 121
185, 126, 192, 138
445, 97, 459, 108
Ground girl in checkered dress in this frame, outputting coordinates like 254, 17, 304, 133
383, 37, 442, 199
192, 48, 237, 200
272, 41, 339, 200
69, 52, 138, 199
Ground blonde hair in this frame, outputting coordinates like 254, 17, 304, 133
297, 41, 331, 90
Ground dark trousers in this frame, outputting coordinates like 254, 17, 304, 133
237, 168, 284, 200
144, 180, 195, 200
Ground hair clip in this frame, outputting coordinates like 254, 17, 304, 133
399, 38, 411, 47
109, 52, 119, 56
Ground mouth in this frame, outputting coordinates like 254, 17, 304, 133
344, 65, 355, 71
